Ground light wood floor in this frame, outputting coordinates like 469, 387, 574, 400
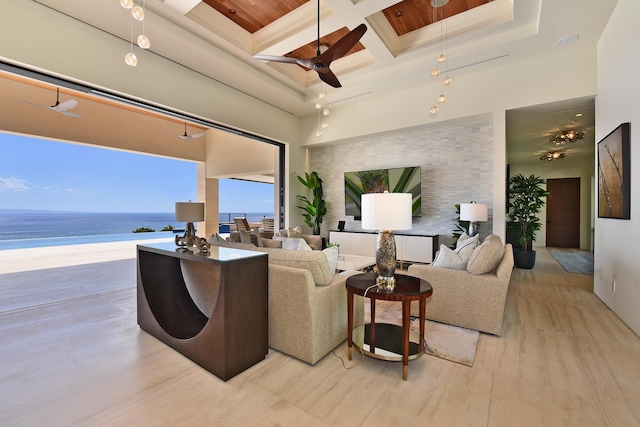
1, 247, 639, 426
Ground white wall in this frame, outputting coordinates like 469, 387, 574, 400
309, 115, 495, 243
595, 0, 640, 336
300, 47, 598, 241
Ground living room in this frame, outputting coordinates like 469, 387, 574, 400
1, 0, 639, 424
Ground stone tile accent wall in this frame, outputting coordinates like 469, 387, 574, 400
309, 114, 494, 241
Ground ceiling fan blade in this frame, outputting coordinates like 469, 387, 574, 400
191, 132, 205, 139
318, 68, 341, 88
14, 99, 42, 107
320, 24, 367, 63
253, 54, 300, 65
51, 99, 78, 112
60, 111, 81, 118
15, 98, 80, 117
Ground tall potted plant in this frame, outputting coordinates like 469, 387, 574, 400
507, 173, 550, 269
296, 171, 326, 235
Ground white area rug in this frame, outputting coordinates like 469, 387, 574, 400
365, 300, 480, 367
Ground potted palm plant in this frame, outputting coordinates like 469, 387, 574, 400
507, 173, 550, 269
296, 171, 326, 235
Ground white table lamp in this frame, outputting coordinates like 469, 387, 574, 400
459, 203, 488, 237
361, 191, 412, 291
175, 201, 205, 246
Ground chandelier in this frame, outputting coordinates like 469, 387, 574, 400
550, 130, 586, 145
540, 151, 567, 161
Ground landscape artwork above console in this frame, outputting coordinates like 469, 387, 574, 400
344, 166, 421, 219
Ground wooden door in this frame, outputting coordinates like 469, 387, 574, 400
546, 178, 580, 248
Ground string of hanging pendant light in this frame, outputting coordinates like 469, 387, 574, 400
120, 0, 150, 67
315, 82, 330, 137
429, 0, 451, 118
315, 42, 330, 137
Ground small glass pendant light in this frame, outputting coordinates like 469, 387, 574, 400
125, 52, 138, 67
137, 34, 150, 49
132, 5, 145, 21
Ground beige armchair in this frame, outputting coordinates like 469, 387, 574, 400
407, 241, 513, 336
250, 246, 364, 364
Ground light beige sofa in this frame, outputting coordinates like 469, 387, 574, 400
211, 239, 364, 365
407, 235, 513, 336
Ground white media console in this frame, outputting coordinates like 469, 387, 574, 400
329, 230, 438, 264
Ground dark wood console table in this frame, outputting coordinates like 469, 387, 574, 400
346, 272, 433, 380
137, 242, 268, 381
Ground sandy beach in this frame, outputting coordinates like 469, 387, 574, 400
0, 237, 174, 274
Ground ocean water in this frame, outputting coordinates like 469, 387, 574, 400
0, 210, 272, 250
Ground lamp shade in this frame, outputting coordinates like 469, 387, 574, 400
175, 202, 204, 222
361, 192, 412, 231
459, 203, 488, 222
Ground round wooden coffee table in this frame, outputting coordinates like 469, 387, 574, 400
346, 272, 433, 381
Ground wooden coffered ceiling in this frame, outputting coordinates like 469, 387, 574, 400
203, 0, 491, 36
202, 0, 491, 59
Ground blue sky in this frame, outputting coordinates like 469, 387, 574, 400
0, 133, 274, 213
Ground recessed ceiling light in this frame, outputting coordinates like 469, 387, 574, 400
229, 9, 236, 14
557, 34, 579, 46
395, 11, 403, 17
576, 113, 583, 117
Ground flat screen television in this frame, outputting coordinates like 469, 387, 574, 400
344, 166, 421, 219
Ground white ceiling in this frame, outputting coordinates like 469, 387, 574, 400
29, 0, 615, 115
4, 0, 618, 166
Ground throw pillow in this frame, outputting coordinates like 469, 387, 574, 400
322, 245, 339, 272
239, 229, 253, 245
432, 236, 478, 270
296, 238, 313, 251
456, 233, 479, 251
467, 240, 505, 275
302, 235, 322, 250
274, 236, 305, 250
432, 244, 468, 270
288, 226, 303, 238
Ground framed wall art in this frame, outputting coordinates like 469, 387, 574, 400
597, 122, 631, 219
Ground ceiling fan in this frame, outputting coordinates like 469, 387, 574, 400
176, 122, 205, 141
253, 0, 367, 88
15, 87, 81, 118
